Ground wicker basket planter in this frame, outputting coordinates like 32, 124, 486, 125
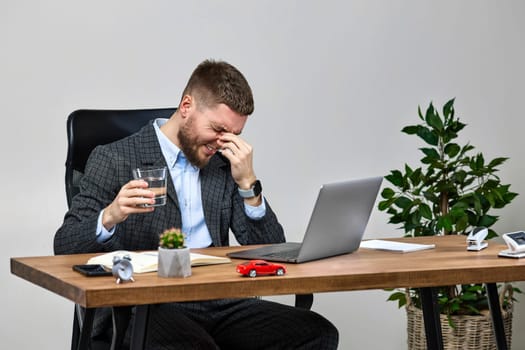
406, 288, 513, 350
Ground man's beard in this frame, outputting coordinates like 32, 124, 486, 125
178, 120, 209, 169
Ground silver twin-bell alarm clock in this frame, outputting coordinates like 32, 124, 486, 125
112, 255, 135, 284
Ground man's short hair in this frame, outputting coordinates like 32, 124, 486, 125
182, 59, 254, 116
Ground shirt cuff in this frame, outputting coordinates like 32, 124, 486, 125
96, 209, 116, 243
244, 197, 267, 220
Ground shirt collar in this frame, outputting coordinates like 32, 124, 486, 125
153, 118, 184, 169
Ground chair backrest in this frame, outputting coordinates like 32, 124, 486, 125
65, 107, 177, 207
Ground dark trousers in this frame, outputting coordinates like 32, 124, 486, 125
118, 298, 339, 349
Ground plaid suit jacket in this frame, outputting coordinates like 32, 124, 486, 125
54, 122, 285, 255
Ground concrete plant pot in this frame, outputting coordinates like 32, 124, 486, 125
157, 246, 191, 278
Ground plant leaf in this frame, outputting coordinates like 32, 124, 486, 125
426, 105, 444, 131
402, 125, 418, 135
443, 98, 455, 119
395, 196, 412, 209
419, 203, 432, 220
444, 143, 460, 158
416, 126, 439, 146
385, 170, 403, 187
381, 188, 395, 199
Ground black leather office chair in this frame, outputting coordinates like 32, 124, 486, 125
65, 107, 313, 349
66, 108, 176, 350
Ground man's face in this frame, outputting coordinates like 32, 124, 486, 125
178, 102, 247, 168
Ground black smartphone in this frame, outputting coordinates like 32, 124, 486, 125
73, 264, 112, 276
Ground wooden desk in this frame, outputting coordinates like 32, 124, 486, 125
11, 235, 525, 350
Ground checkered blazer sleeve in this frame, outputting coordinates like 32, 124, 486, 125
54, 144, 129, 254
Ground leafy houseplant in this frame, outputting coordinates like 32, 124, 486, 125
378, 99, 520, 328
158, 227, 191, 278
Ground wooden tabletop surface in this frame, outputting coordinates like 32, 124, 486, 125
11, 235, 525, 308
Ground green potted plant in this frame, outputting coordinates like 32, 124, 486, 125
378, 98, 520, 349
158, 227, 191, 278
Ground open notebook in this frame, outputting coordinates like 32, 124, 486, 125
87, 250, 231, 273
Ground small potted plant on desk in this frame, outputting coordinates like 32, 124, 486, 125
378, 98, 520, 349
158, 227, 191, 278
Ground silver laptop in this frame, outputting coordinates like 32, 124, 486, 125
227, 176, 382, 263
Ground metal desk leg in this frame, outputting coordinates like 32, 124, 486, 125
76, 307, 95, 350
130, 305, 151, 350
295, 294, 314, 309
486, 283, 508, 350
71, 307, 81, 350
111, 306, 132, 350
419, 287, 444, 350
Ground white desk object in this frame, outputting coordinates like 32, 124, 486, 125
499, 231, 525, 258
467, 227, 488, 251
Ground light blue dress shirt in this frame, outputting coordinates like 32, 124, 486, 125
96, 118, 266, 247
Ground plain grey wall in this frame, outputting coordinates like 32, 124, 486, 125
3, 1, 525, 349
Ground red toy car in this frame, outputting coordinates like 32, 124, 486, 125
236, 260, 286, 277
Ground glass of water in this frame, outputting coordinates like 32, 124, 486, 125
132, 166, 167, 207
